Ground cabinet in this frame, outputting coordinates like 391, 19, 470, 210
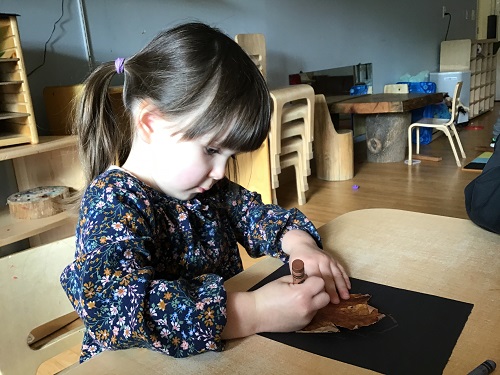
0, 13, 38, 147
0, 136, 83, 248
439, 38, 497, 119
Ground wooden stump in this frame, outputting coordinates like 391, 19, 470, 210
7, 186, 69, 220
364, 113, 411, 163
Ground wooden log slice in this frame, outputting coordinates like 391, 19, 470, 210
7, 186, 69, 220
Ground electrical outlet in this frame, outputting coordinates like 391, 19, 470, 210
465, 10, 469, 20
442, 6, 446, 18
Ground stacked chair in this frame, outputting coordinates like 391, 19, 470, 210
234, 33, 266, 78
269, 85, 315, 205
235, 33, 314, 205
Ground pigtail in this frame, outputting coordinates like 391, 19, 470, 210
73, 61, 128, 186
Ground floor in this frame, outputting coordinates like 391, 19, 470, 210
37, 104, 498, 375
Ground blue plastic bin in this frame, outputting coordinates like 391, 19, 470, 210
349, 84, 368, 96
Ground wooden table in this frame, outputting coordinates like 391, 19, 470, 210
329, 93, 444, 163
64, 208, 499, 375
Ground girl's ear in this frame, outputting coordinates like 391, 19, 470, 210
136, 102, 159, 144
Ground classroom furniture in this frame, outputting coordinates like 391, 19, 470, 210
235, 33, 314, 205
231, 33, 275, 204
62, 208, 499, 374
313, 94, 353, 181
0, 13, 38, 147
440, 38, 496, 118
269, 84, 315, 205
0, 136, 83, 249
407, 82, 466, 167
234, 33, 266, 79
0, 236, 83, 375
330, 92, 444, 163
383, 84, 409, 94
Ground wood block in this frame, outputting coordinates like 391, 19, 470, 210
7, 186, 69, 219
412, 154, 443, 162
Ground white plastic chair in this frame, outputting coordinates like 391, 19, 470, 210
407, 81, 466, 167
0, 236, 83, 374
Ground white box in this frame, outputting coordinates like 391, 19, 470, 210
429, 71, 471, 124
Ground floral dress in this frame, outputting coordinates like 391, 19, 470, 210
60, 168, 320, 362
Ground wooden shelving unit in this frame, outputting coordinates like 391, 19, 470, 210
440, 38, 497, 119
0, 136, 83, 248
0, 13, 38, 147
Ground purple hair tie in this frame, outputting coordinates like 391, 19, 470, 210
114, 57, 125, 74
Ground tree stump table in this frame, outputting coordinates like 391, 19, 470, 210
329, 93, 444, 163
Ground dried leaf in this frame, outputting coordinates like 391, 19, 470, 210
297, 293, 385, 333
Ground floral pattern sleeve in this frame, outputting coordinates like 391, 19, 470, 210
60, 171, 227, 362
214, 179, 322, 261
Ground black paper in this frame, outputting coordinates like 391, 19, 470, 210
249, 264, 473, 375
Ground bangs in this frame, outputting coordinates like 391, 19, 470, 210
211, 92, 271, 153
179, 62, 271, 153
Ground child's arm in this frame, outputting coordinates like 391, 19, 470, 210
281, 229, 351, 303
218, 179, 351, 303
221, 273, 330, 339
60, 172, 228, 359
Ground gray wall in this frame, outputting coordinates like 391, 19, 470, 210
0, 0, 478, 251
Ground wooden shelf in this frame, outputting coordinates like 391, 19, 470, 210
0, 14, 38, 146
0, 205, 76, 247
0, 135, 81, 248
440, 38, 496, 120
0, 57, 20, 63
0, 111, 29, 120
0, 135, 76, 161
0, 80, 22, 86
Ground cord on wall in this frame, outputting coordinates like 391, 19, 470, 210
27, 0, 64, 77
444, 12, 452, 41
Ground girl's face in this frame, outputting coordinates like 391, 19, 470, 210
146, 121, 236, 201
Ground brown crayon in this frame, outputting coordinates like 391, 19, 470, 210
292, 259, 306, 284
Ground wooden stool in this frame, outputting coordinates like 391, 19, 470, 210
314, 94, 354, 181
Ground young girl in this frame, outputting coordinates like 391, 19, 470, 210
60, 22, 351, 362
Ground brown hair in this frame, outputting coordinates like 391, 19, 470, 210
74, 22, 270, 187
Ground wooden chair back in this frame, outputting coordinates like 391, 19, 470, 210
234, 33, 267, 80
0, 237, 83, 374
449, 81, 463, 124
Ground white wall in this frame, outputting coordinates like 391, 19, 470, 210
0, 0, 479, 251
0, 0, 478, 127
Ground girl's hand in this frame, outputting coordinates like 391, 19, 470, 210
253, 275, 330, 333
282, 230, 351, 304
222, 275, 329, 339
